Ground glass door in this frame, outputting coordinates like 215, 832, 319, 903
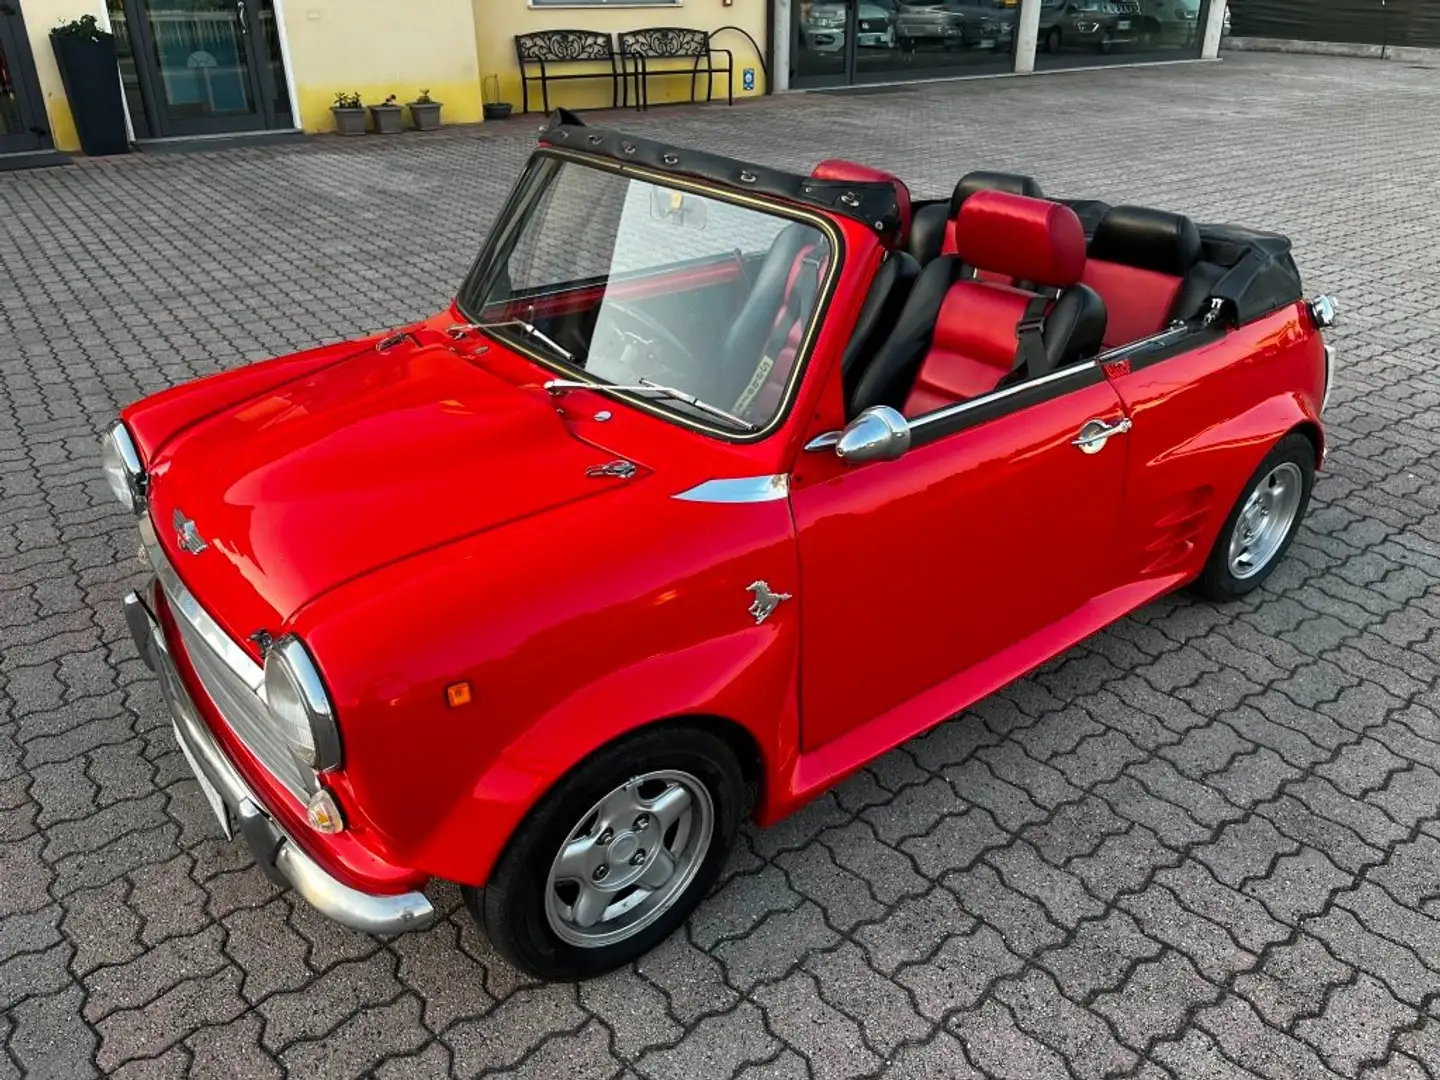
0, 0, 51, 155
114, 0, 291, 138
792, 1, 1018, 90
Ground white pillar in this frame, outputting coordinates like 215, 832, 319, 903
1014, 0, 1042, 74
774, 0, 792, 91
1201, 0, 1227, 59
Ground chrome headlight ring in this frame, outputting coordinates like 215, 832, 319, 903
263, 636, 343, 772
100, 422, 147, 514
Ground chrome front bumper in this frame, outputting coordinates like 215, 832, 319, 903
124, 590, 436, 935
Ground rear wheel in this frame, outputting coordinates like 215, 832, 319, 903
468, 724, 745, 980
1046, 27, 1062, 52
1193, 433, 1315, 602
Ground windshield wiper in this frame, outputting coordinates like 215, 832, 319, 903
473, 318, 576, 363
545, 377, 757, 432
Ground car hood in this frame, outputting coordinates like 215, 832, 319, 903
145, 336, 635, 647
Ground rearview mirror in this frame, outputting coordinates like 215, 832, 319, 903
650, 187, 708, 230
835, 406, 911, 464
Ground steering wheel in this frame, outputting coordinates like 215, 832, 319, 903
600, 301, 704, 386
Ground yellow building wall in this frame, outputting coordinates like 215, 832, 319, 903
281, 0, 483, 132
17, 0, 107, 152
474, 2, 768, 115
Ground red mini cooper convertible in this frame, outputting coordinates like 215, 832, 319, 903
108, 112, 1336, 979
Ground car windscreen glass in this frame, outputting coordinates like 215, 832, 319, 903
458, 156, 834, 433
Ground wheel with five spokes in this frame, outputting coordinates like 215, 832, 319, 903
468, 725, 744, 980
1194, 432, 1315, 602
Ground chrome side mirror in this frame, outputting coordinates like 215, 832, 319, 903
835, 406, 910, 464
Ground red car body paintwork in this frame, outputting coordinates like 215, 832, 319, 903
120, 153, 1326, 905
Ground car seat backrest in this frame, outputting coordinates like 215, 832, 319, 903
1081, 204, 1203, 349
908, 170, 1045, 268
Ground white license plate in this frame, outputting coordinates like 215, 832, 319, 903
175, 723, 232, 838
1117, 20, 1131, 29
976, 38, 996, 48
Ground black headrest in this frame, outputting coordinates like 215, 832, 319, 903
949, 171, 1045, 219
1089, 205, 1202, 277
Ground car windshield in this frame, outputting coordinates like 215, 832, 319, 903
458, 156, 835, 434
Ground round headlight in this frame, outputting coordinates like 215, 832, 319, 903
100, 423, 145, 513
263, 636, 341, 771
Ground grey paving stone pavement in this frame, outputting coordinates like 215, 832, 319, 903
3, 51, 1440, 1079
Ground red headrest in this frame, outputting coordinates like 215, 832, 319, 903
811, 159, 912, 248
954, 190, 1086, 287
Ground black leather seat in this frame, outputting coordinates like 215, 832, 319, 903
1080, 205, 1226, 348
852, 190, 1106, 418
908, 170, 1045, 268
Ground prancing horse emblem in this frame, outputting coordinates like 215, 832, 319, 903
746, 581, 791, 625
172, 508, 207, 555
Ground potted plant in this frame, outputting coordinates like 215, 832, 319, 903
369, 94, 404, 135
331, 91, 365, 136
482, 75, 513, 122
49, 15, 129, 156
409, 89, 442, 131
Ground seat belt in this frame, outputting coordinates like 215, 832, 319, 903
734, 248, 824, 414
1011, 293, 1050, 378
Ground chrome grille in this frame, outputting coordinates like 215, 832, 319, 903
169, 612, 316, 802
140, 514, 316, 803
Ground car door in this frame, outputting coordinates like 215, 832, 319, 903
790, 366, 1131, 752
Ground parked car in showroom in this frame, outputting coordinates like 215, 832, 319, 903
898, 0, 1013, 50
801, 0, 898, 52
109, 112, 1335, 980
1039, 0, 1143, 52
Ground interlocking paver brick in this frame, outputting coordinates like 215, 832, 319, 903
7, 50, 1440, 1079
751, 972, 880, 1080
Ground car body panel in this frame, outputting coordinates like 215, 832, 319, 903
116, 131, 1327, 912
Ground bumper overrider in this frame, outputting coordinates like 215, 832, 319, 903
123, 556, 435, 936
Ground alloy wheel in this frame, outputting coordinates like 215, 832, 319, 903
544, 770, 714, 948
1228, 461, 1304, 580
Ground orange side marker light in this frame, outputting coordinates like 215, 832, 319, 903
446, 682, 472, 708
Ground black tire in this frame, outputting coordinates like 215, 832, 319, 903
467, 724, 745, 980
1045, 27, 1062, 53
1193, 432, 1316, 603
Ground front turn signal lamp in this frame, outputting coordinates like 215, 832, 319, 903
306, 788, 345, 834
100, 422, 147, 514
263, 636, 342, 772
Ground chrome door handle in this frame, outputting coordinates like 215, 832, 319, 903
237, 0, 248, 32
1072, 417, 1131, 454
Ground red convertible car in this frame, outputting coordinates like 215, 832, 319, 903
108, 111, 1335, 979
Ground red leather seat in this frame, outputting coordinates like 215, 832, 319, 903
907, 170, 1045, 268
1079, 206, 1204, 349
848, 191, 1107, 419
811, 159, 913, 251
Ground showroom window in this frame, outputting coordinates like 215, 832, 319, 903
1034, 0, 1214, 70
530, 0, 679, 6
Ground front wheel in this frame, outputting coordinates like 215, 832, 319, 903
468, 724, 745, 980
1193, 432, 1315, 602
1045, 27, 1062, 52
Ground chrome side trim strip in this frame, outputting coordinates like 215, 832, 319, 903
908, 362, 1099, 434
673, 475, 790, 503
1322, 343, 1335, 415
139, 514, 264, 694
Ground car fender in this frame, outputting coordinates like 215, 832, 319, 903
298, 483, 802, 888
427, 621, 800, 886
1152, 388, 1324, 574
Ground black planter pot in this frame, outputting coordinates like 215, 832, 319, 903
483, 102, 513, 121
50, 31, 130, 157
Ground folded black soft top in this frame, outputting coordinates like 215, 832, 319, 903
1195, 222, 1305, 327
537, 110, 903, 242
